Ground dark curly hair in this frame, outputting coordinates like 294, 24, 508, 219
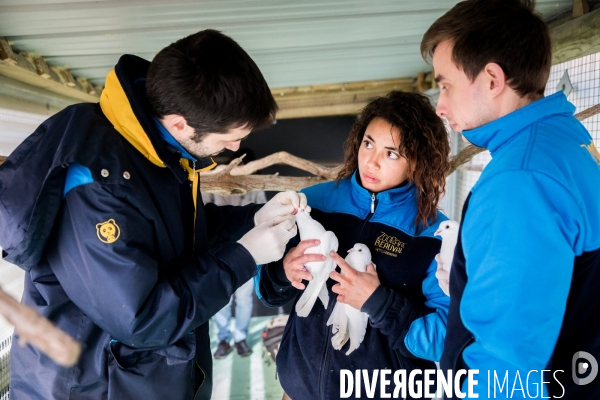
336, 91, 450, 229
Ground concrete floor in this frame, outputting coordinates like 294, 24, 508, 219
0, 259, 287, 400
210, 316, 284, 400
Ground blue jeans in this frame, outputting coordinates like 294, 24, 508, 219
214, 278, 254, 343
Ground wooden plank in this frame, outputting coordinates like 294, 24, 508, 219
77, 77, 97, 95
272, 77, 416, 119
0, 75, 79, 116
0, 37, 99, 103
0, 61, 99, 103
273, 78, 415, 97
0, 38, 36, 74
22, 52, 61, 83
51, 66, 77, 87
551, 6, 600, 65
94, 84, 104, 96
573, 0, 590, 18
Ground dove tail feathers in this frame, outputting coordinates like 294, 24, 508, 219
326, 301, 345, 332
327, 302, 349, 350
345, 312, 369, 355
296, 281, 327, 317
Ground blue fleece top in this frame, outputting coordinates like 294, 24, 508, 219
457, 92, 600, 396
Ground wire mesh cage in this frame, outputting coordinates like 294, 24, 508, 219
448, 51, 600, 222
0, 336, 11, 400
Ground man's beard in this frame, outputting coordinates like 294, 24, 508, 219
178, 136, 222, 159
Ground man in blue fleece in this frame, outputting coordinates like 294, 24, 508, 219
421, 0, 600, 398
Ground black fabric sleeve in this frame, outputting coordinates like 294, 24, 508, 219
256, 236, 301, 307
203, 202, 261, 251
361, 285, 433, 358
46, 183, 257, 348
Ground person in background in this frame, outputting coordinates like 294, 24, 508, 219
421, 0, 600, 397
202, 148, 267, 358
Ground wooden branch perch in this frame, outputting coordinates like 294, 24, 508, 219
202, 151, 343, 180
447, 145, 486, 176
446, 102, 600, 176
0, 285, 81, 367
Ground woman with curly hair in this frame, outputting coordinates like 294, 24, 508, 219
257, 91, 451, 400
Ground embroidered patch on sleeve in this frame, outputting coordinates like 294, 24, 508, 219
581, 140, 600, 165
96, 219, 120, 243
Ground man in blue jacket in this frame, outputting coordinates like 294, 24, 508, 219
0, 30, 305, 399
421, 0, 600, 398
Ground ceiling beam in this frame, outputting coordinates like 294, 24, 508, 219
0, 37, 100, 105
550, 3, 600, 65
272, 77, 417, 119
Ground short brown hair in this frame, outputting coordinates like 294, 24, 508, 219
146, 29, 277, 139
337, 91, 450, 229
421, 0, 551, 99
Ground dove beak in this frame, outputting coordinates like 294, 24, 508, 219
434, 229, 442, 236
347, 249, 354, 253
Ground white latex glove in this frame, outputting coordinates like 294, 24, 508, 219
238, 215, 298, 264
254, 190, 310, 226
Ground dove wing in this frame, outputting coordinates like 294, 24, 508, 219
329, 303, 350, 350
344, 306, 369, 355
296, 230, 339, 317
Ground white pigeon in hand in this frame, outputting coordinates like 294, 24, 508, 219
294, 208, 339, 317
434, 220, 459, 272
326, 243, 372, 355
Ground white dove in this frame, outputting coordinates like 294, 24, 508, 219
326, 243, 372, 355
434, 220, 459, 272
294, 208, 339, 317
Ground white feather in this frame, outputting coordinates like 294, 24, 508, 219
326, 243, 372, 355
294, 209, 339, 317
434, 220, 459, 272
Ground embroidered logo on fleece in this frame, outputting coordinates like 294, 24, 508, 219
96, 219, 120, 243
581, 140, 600, 166
374, 232, 406, 258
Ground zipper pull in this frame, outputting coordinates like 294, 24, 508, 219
371, 193, 375, 213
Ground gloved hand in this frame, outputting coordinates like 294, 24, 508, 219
254, 190, 310, 226
238, 215, 298, 264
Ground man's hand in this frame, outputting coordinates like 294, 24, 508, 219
254, 190, 310, 226
238, 215, 297, 264
282, 239, 326, 290
329, 251, 380, 311
435, 254, 450, 296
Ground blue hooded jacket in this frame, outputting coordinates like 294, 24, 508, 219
0, 55, 259, 400
442, 92, 600, 399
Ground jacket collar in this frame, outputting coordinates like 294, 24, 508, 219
349, 170, 416, 209
462, 92, 575, 154
100, 55, 216, 181
152, 116, 197, 161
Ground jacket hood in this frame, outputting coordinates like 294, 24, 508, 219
100, 54, 216, 173
0, 55, 216, 271
100, 69, 164, 167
